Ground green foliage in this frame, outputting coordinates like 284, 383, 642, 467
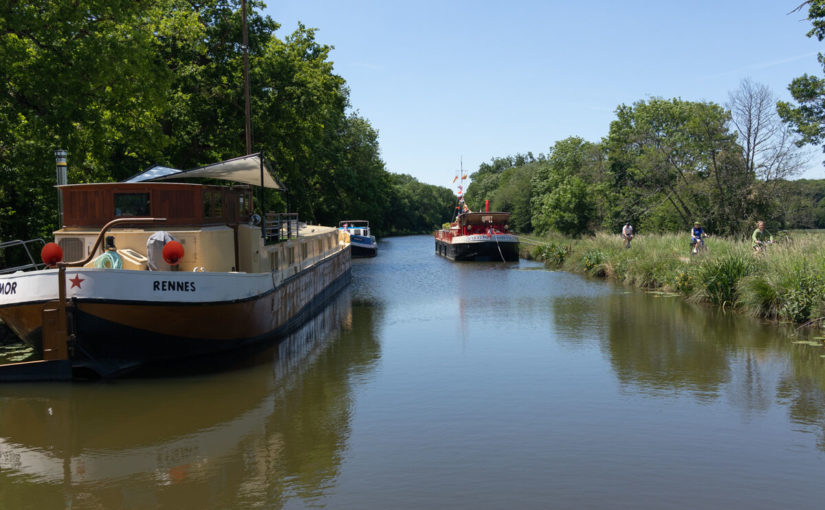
697, 255, 754, 307
549, 230, 825, 324
1, 0, 186, 240
778, 1, 825, 160
0, 0, 455, 242
582, 250, 605, 271
531, 137, 601, 237
780, 273, 825, 323
533, 175, 595, 237
533, 242, 568, 267
770, 179, 825, 229
607, 98, 755, 235
489, 165, 535, 233
739, 275, 782, 318
465, 153, 541, 232
385, 173, 456, 235
673, 269, 695, 294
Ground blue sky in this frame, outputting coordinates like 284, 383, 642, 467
265, 1, 824, 186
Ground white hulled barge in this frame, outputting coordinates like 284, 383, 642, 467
0, 154, 351, 380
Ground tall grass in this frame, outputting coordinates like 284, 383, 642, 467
528, 231, 825, 325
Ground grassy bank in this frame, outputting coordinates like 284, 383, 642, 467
521, 231, 825, 326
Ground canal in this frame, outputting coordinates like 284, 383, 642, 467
1, 235, 825, 509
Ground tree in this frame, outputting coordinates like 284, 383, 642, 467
0, 0, 199, 240
385, 174, 456, 234
729, 78, 806, 183
489, 164, 536, 233
606, 98, 750, 235
531, 137, 600, 236
778, 0, 825, 169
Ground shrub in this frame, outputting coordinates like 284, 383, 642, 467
779, 273, 825, 323
583, 250, 605, 271
673, 269, 694, 294
696, 254, 754, 307
536, 242, 568, 267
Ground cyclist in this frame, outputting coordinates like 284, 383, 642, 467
752, 221, 773, 253
690, 221, 707, 254
621, 222, 634, 249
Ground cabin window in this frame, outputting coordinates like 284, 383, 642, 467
238, 194, 250, 217
114, 193, 150, 217
203, 191, 223, 218
301, 242, 308, 259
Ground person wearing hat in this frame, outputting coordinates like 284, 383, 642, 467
690, 221, 707, 254
621, 222, 634, 249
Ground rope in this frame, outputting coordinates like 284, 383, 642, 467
93, 251, 123, 269
492, 229, 506, 262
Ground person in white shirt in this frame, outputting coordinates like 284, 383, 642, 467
621, 222, 634, 249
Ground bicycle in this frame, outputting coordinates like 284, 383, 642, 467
753, 240, 773, 255
690, 233, 709, 255
623, 234, 634, 249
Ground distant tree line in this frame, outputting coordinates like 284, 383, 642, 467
466, 87, 822, 237
0, 0, 454, 242
467, 2, 825, 239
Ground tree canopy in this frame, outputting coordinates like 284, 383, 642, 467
779, 0, 825, 165
467, 93, 818, 238
0, 0, 454, 242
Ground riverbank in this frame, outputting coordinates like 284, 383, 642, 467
521, 231, 825, 327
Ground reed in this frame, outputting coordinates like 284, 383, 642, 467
530, 231, 825, 325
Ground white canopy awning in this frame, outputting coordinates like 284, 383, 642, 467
124, 153, 286, 190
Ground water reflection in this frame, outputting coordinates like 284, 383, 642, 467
3, 235, 825, 508
600, 290, 825, 448
604, 293, 731, 398
0, 289, 382, 509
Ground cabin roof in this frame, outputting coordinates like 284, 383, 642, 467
124, 153, 285, 190
458, 212, 510, 226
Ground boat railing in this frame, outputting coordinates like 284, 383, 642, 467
265, 213, 300, 242
0, 239, 47, 274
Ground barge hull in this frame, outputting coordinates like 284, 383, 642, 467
0, 247, 351, 379
435, 238, 519, 262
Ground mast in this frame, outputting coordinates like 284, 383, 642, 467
451, 158, 468, 222
241, 0, 253, 154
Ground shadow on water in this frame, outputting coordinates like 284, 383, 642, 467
0, 288, 383, 509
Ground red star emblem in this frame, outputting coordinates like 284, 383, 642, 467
69, 275, 85, 289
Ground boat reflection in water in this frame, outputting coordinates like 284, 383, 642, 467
0, 288, 382, 509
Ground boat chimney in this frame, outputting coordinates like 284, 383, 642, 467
55, 149, 67, 228
485, 199, 489, 213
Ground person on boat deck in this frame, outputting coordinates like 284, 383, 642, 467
621, 222, 634, 248
690, 221, 706, 248
752, 221, 773, 252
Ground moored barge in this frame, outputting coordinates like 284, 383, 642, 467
338, 220, 377, 257
0, 154, 351, 380
434, 211, 519, 262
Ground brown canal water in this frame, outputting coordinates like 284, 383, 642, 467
1, 234, 825, 509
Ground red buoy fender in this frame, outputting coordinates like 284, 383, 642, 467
162, 240, 184, 265
41, 242, 63, 267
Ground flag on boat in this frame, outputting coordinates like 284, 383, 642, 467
452, 175, 458, 183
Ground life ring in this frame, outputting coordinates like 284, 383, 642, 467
94, 251, 123, 269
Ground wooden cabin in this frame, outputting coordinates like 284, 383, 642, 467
55, 182, 340, 277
